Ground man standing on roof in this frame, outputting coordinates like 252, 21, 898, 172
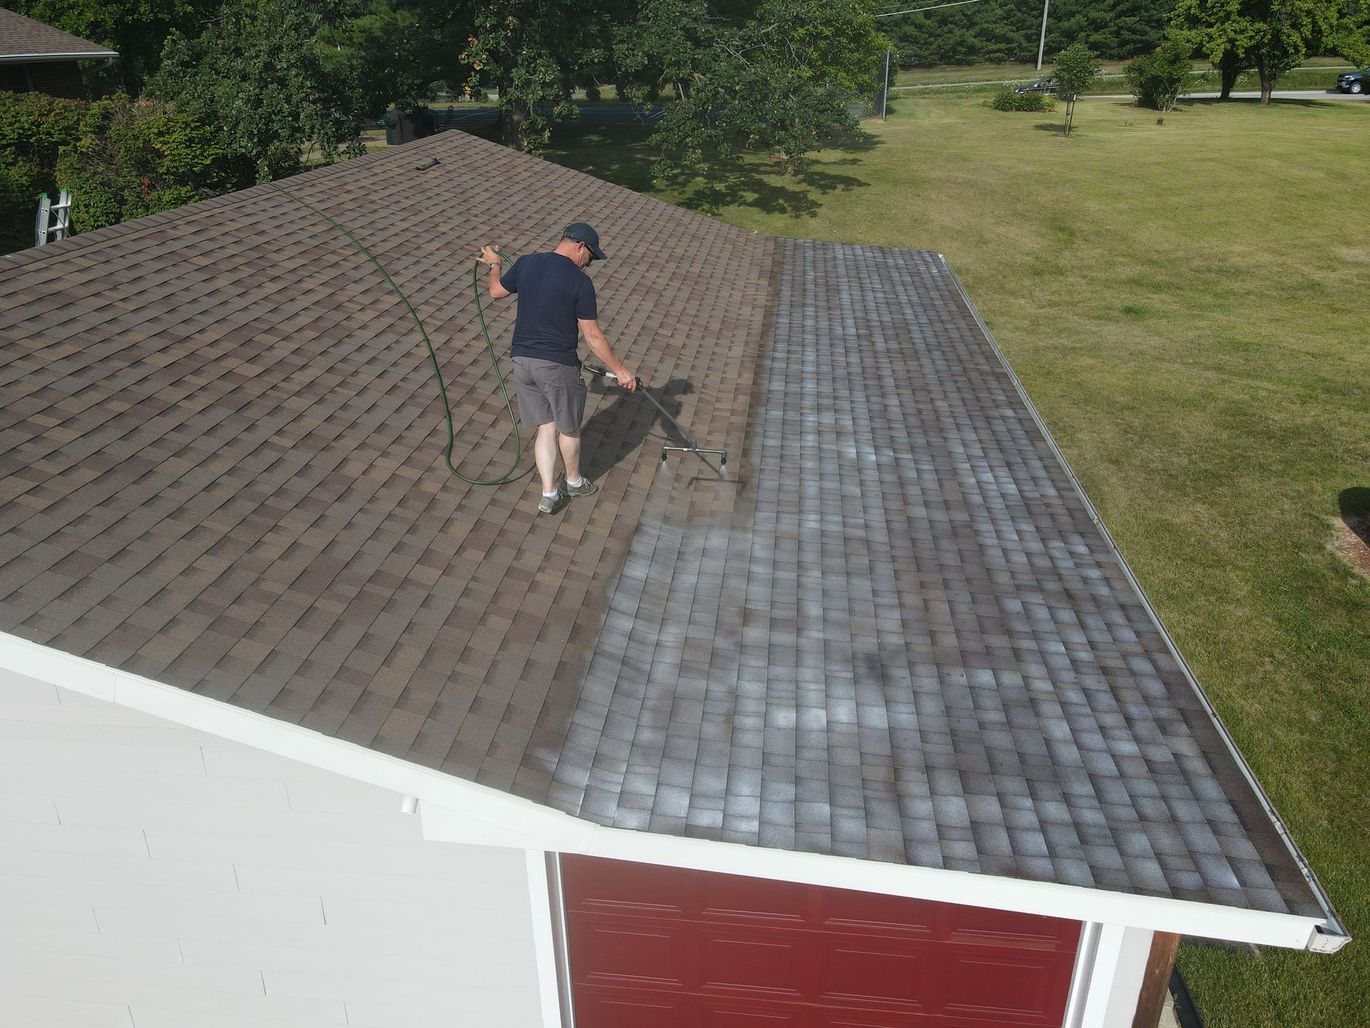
480, 223, 637, 515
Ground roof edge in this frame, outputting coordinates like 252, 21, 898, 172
0, 51, 117, 62
934, 253, 1350, 951
0, 630, 1336, 952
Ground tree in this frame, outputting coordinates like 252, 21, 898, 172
1053, 40, 1098, 136
55, 94, 234, 232
1174, 0, 1341, 105
8, 0, 216, 95
460, 1, 621, 151
146, 0, 365, 182
323, 0, 472, 118
1124, 34, 1199, 116
615, 0, 886, 177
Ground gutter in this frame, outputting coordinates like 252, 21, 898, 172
0, 51, 118, 63
936, 253, 1350, 954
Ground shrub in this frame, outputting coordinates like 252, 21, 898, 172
986, 86, 1054, 112
0, 92, 86, 254
55, 94, 238, 235
585, 83, 602, 102
1125, 36, 1197, 113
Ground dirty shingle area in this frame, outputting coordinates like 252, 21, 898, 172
0, 130, 1323, 918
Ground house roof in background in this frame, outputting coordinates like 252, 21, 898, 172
0, 7, 117, 61
0, 130, 1336, 927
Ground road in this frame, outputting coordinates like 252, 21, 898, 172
1089, 89, 1366, 102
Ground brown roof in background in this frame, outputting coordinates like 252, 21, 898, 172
0, 130, 1337, 926
0, 8, 117, 60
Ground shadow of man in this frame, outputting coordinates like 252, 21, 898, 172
582, 377, 695, 481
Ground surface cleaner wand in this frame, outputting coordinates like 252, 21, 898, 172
586, 366, 727, 467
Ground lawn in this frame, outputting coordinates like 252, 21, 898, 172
892, 59, 1353, 93
538, 95, 1370, 1027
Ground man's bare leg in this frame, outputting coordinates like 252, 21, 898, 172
534, 422, 561, 494
557, 432, 583, 485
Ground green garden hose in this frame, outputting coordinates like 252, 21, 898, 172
268, 181, 524, 485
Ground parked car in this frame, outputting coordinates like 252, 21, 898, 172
1335, 69, 1370, 94
1014, 77, 1057, 95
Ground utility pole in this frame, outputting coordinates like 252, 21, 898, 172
881, 49, 891, 120
1036, 0, 1050, 71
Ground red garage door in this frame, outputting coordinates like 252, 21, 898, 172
561, 856, 1080, 1028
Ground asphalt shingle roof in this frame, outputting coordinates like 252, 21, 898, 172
0, 130, 1331, 921
0, 8, 117, 59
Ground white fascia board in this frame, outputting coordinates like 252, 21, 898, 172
0, 52, 119, 63
0, 631, 1329, 952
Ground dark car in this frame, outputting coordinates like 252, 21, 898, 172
1014, 77, 1057, 95
1336, 69, 1370, 94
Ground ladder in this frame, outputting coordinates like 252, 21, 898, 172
35, 189, 72, 246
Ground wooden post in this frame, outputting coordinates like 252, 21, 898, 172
1130, 931, 1180, 1028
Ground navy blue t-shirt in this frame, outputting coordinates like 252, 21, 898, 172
500, 251, 597, 367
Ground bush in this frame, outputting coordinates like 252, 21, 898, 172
55, 94, 239, 235
585, 83, 602, 102
0, 92, 86, 254
986, 86, 1054, 112
1125, 36, 1197, 112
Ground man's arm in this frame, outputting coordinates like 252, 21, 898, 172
578, 318, 637, 391
480, 245, 511, 299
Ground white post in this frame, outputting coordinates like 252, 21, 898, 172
1036, 0, 1051, 71
881, 50, 891, 120
1062, 922, 1153, 1028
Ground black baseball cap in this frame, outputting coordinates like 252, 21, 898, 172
563, 222, 606, 261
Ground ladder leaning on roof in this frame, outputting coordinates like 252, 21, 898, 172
35, 189, 72, 246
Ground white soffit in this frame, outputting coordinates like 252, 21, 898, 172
0, 631, 1328, 951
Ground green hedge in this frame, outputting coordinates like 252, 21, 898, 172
985, 86, 1055, 112
0, 92, 85, 254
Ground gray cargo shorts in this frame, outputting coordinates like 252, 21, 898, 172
512, 356, 587, 436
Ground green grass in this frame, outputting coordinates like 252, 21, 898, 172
540, 96, 1370, 1027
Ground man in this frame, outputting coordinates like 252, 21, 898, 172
480, 223, 637, 515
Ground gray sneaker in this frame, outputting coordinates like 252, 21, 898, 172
561, 477, 598, 498
537, 491, 569, 515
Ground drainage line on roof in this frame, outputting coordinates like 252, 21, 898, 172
268, 181, 526, 486
938, 254, 1350, 952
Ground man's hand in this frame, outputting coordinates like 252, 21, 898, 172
479, 245, 503, 267
616, 367, 638, 392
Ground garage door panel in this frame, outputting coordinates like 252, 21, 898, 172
575, 987, 686, 1028
562, 857, 1080, 1028
941, 952, 1075, 1023
703, 1001, 809, 1028
700, 875, 811, 925
567, 856, 691, 917
572, 920, 689, 987
818, 939, 931, 1007
819, 890, 934, 937
701, 931, 807, 997
939, 905, 1080, 951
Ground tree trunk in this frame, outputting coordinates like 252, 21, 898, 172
1218, 58, 1239, 100
1257, 62, 1274, 106
499, 98, 530, 148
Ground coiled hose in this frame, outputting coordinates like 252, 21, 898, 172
268, 181, 524, 485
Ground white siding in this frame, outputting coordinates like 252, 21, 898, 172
0, 672, 545, 1028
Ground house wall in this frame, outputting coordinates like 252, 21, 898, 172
0, 670, 545, 1028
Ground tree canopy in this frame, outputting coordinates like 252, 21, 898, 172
881, 0, 1172, 66
617, 0, 885, 177
145, 0, 365, 181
